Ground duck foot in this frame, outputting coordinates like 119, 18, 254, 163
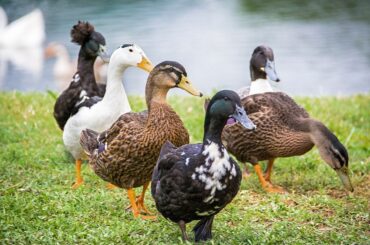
262, 182, 287, 194
125, 195, 154, 215
106, 183, 117, 190
71, 179, 84, 189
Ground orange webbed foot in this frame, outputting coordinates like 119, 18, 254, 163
262, 182, 287, 194
71, 179, 84, 189
106, 183, 117, 190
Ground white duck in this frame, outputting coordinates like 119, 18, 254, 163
63, 44, 153, 188
0, 7, 45, 47
237, 45, 280, 99
0, 7, 45, 78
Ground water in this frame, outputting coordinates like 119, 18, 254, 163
1, 0, 369, 96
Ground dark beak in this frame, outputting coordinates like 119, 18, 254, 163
335, 166, 354, 192
232, 105, 256, 130
265, 59, 280, 82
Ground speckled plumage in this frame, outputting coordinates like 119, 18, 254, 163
222, 91, 353, 191
83, 103, 188, 189
223, 92, 313, 164
152, 142, 241, 222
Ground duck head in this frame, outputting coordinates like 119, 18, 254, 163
206, 90, 256, 131
147, 61, 203, 98
109, 44, 153, 72
71, 21, 109, 62
250, 45, 279, 82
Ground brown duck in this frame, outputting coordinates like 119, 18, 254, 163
80, 61, 203, 219
222, 72, 354, 193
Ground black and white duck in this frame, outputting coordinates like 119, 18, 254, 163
54, 21, 109, 131
151, 90, 256, 242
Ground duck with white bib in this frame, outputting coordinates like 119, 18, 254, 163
151, 90, 256, 242
237, 45, 280, 98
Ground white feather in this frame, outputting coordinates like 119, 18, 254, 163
249, 78, 273, 95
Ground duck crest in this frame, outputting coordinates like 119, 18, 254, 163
192, 140, 237, 203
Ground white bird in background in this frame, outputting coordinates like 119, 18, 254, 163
0, 7, 45, 84
0, 7, 45, 47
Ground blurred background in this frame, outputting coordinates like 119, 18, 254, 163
0, 0, 369, 96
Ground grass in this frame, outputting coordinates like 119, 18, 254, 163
0, 91, 369, 244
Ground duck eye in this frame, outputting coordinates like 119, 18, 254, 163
129, 49, 133, 52
224, 96, 229, 101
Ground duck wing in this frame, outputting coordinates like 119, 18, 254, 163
53, 76, 102, 130
243, 92, 309, 119
80, 110, 148, 183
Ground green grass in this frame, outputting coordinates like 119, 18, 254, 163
0, 91, 369, 244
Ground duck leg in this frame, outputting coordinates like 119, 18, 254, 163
264, 159, 286, 192
136, 182, 155, 215
127, 188, 156, 220
242, 162, 251, 179
253, 164, 285, 193
264, 158, 275, 183
71, 159, 84, 189
178, 220, 189, 241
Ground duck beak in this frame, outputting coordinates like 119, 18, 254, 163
98, 45, 110, 63
335, 166, 354, 192
262, 59, 280, 82
232, 105, 256, 130
177, 75, 203, 97
137, 56, 154, 72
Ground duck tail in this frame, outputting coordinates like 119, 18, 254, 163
307, 119, 348, 168
80, 128, 100, 156
193, 216, 214, 242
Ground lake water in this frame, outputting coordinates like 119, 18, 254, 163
1, 0, 369, 96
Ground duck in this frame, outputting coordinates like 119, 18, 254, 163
80, 61, 203, 219
237, 45, 280, 99
0, 7, 45, 48
151, 90, 256, 242
222, 49, 354, 193
236, 45, 280, 177
54, 21, 109, 131
45, 42, 108, 91
55, 23, 153, 190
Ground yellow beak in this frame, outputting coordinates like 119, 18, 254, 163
137, 56, 154, 72
177, 75, 203, 97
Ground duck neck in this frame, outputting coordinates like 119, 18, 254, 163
249, 78, 273, 95
77, 50, 97, 85
145, 77, 169, 110
101, 62, 130, 111
203, 115, 227, 147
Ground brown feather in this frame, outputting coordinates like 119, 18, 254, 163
222, 92, 313, 164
